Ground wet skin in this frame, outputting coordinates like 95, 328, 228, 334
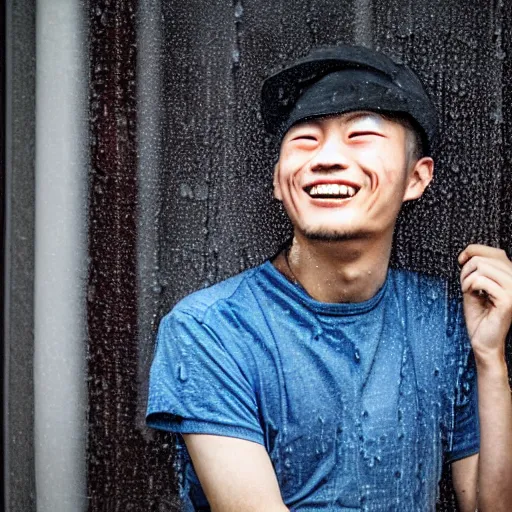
272, 111, 434, 304
273, 111, 429, 244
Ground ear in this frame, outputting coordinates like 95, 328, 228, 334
273, 163, 283, 201
402, 157, 434, 202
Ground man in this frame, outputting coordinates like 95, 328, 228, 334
146, 45, 512, 511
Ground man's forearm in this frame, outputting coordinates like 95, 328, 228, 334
210, 503, 289, 512
476, 351, 512, 512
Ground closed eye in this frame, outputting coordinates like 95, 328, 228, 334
348, 131, 383, 139
292, 135, 317, 141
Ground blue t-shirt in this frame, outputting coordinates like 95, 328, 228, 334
146, 261, 479, 511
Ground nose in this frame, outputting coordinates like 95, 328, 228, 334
310, 132, 350, 173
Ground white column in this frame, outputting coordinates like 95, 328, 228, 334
34, 1, 88, 511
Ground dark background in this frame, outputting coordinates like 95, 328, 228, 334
4, 0, 512, 510
0, 0, 5, 503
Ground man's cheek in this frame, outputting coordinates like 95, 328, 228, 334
382, 167, 400, 185
372, 154, 403, 185
280, 161, 308, 183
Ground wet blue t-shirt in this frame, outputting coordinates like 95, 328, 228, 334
146, 262, 479, 511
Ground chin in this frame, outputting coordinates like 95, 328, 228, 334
301, 227, 371, 242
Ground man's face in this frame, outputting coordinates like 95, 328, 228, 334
273, 111, 431, 242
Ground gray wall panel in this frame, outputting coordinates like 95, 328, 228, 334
4, 0, 37, 510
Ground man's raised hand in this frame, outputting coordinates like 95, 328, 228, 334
459, 244, 512, 358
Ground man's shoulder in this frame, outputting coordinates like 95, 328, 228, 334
389, 267, 448, 296
388, 267, 465, 330
168, 262, 268, 323
388, 267, 460, 318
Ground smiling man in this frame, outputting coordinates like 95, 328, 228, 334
146, 46, 512, 511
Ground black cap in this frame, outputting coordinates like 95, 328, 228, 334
261, 45, 438, 155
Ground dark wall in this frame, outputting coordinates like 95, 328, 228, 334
1, 0, 5, 504
86, 0, 512, 511
87, 1, 180, 510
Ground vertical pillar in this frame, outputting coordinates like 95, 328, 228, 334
33, 1, 88, 510
4, 0, 37, 510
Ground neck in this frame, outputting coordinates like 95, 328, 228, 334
276, 232, 393, 303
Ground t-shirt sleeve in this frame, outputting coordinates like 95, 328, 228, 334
146, 308, 264, 445
444, 303, 480, 463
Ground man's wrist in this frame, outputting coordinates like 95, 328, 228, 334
474, 350, 509, 382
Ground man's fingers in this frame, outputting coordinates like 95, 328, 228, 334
461, 272, 504, 302
460, 256, 512, 287
458, 244, 510, 267
461, 271, 512, 316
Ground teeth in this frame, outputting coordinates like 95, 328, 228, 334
308, 184, 357, 197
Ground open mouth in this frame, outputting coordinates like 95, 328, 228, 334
304, 183, 359, 199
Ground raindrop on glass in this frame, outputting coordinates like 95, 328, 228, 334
234, 1, 244, 18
